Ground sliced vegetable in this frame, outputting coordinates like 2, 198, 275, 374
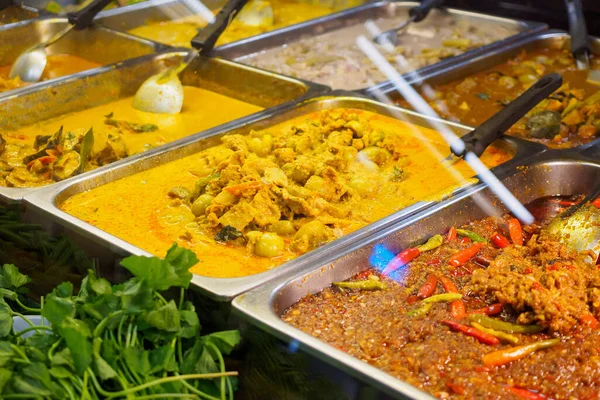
580, 314, 599, 329
491, 233, 510, 248
442, 320, 500, 345
333, 275, 387, 291
508, 218, 524, 246
422, 293, 463, 304
448, 243, 483, 267
447, 226, 457, 241
417, 274, 438, 299
439, 277, 466, 320
469, 303, 503, 316
456, 229, 486, 243
407, 302, 433, 317
471, 322, 519, 345
483, 338, 560, 366
417, 234, 444, 252
381, 248, 420, 275
505, 386, 546, 400
468, 314, 544, 333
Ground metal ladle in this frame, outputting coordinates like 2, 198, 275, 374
373, 0, 445, 46
9, 0, 113, 83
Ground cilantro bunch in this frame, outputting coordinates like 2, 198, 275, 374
0, 244, 240, 399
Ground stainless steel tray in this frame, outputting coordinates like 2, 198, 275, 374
0, 49, 327, 203
23, 92, 544, 300
0, 17, 164, 97
0, 4, 39, 29
212, 0, 547, 93
376, 30, 600, 152
231, 156, 600, 399
96, 0, 225, 33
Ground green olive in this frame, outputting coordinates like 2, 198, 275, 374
255, 232, 285, 258
268, 220, 296, 236
349, 176, 376, 197
191, 194, 214, 217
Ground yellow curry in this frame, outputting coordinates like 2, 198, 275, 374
0, 87, 261, 187
128, 0, 363, 48
0, 54, 101, 93
61, 108, 511, 278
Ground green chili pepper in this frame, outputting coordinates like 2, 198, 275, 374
417, 234, 444, 252
456, 229, 487, 243
421, 293, 463, 303
333, 277, 387, 291
468, 314, 544, 333
407, 302, 433, 317
471, 322, 519, 344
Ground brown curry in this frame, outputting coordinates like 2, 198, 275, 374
61, 108, 511, 278
395, 46, 600, 149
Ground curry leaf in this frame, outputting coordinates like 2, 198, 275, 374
145, 300, 180, 332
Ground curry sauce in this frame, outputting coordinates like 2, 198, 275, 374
61, 108, 511, 278
0, 54, 101, 93
0, 87, 262, 187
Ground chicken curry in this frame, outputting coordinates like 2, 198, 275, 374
395, 46, 600, 149
0, 87, 262, 187
61, 108, 511, 278
127, 0, 363, 48
0, 54, 101, 93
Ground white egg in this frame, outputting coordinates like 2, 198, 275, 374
132, 73, 184, 114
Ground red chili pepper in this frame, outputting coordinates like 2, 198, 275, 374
427, 257, 442, 267
448, 243, 483, 267
442, 320, 500, 345
417, 274, 438, 299
508, 218, 524, 246
469, 303, 503, 316
382, 248, 420, 275
581, 314, 599, 329
439, 277, 467, 320
406, 295, 420, 305
531, 282, 544, 291
459, 236, 472, 244
505, 386, 546, 400
523, 267, 534, 274
447, 226, 457, 241
491, 233, 510, 248
356, 270, 372, 280
593, 198, 600, 208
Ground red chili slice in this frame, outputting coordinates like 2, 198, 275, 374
448, 243, 483, 267
491, 233, 510, 248
417, 274, 438, 299
508, 218, 524, 246
382, 248, 420, 275
442, 320, 500, 345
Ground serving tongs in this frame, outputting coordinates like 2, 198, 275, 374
9, 0, 113, 82
565, 0, 600, 85
441, 73, 563, 166
373, 0, 445, 46
132, 0, 249, 114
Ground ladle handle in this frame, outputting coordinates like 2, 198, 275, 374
190, 0, 249, 55
409, 0, 445, 22
68, 0, 113, 30
565, 0, 590, 57
458, 73, 563, 157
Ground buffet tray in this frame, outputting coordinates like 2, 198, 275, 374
212, 0, 547, 93
0, 17, 165, 97
96, 0, 225, 33
0, 4, 39, 29
231, 156, 600, 399
23, 91, 544, 300
376, 30, 600, 152
0, 49, 327, 203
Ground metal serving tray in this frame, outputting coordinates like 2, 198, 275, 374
0, 17, 164, 96
23, 92, 544, 300
212, 1, 546, 93
231, 156, 600, 399
0, 49, 327, 203
0, 4, 39, 29
377, 30, 600, 152
96, 0, 225, 33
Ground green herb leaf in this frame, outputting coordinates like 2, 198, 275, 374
0, 368, 12, 393
145, 300, 180, 332
79, 127, 94, 173
42, 294, 74, 326
55, 281, 73, 298
148, 344, 176, 374
120, 245, 195, 291
123, 346, 151, 376
0, 298, 12, 338
0, 264, 31, 290
215, 226, 243, 242
179, 309, 200, 339
476, 92, 490, 100
198, 347, 219, 373
59, 317, 92, 375
51, 348, 74, 369
49, 366, 72, 379
201, 330, 241, 355
0, 342, 13, 366
117, 277, 154, 314
92, 338, 118, 381
11, 375, 52, 396
22, 362, 52, 390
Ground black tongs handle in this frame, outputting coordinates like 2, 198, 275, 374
458, 73, 563, 157
191, 0, 249, 55
409, 0, 445, 22
68, 0, 113, 30
565, 0, 590, 56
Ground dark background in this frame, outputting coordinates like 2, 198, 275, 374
447, 0, 600, 35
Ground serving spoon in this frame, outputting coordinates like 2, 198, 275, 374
132, 0, 248, 114
441, 73, 563, 166
9, 0, 113, 82
565, 0, 600, 85
373, 0, 445, 46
